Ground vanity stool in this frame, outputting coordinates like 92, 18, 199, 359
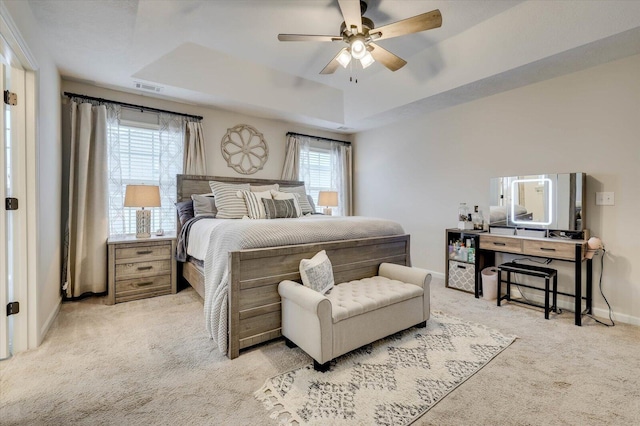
498, 262, 558, 319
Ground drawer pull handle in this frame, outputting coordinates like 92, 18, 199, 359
493, 242, 506, 246
137, 266, 153, 271
457, 265, 467, 269
137, 250, 153, 255
540, 247, 556, 252
137, 281, 154, 287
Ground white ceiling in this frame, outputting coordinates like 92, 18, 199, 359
27, 0, 640, 133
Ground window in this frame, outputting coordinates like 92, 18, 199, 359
107, 109, 183, 236
306, 146, 332, 213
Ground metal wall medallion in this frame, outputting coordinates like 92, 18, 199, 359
221, 124, 269, 175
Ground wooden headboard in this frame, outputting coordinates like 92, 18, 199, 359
176, 174, 306, 236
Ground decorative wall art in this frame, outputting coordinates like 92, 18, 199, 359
221, 124, 269, 175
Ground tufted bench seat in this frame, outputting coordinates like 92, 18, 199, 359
278, 263, 431, 371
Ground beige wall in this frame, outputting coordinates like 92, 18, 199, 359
3, 0, 62, 344
62, 81, 351, 179
354, 54, 640, 325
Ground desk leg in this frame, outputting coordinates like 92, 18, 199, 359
575, 245, 582, 326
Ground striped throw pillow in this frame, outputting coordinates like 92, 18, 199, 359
279, 185, 314, 214
238, 190, 271, 219
208, 181, 250, 219
262, 198, 300, 219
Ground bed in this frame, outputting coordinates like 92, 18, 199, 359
176, 174, 411, 359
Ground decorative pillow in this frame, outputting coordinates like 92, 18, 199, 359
270, 190, 302, 217
209, 181, 250, 219
175, 200, 194, 225
307, 194, 317, 214
262, 198, 300, 219
250, 183, 279, 192
299, 250, 334, 294
238, 190, 272, 219
191, 194, 217, 217
279, 185, 314, 214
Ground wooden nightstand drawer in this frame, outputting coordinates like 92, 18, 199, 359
115, 259, 172, 280
116, 243, 171, 262
480, 235, 522, 254
115, 274, 172, 303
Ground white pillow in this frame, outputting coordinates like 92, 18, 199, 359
270, 190, 302, 217
237, 190, 272, 219
209, 181, 250, 219
299, 250, 334, 294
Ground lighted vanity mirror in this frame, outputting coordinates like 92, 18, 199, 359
489, 173, 586, 231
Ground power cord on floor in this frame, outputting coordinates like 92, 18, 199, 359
586, 249, 615, 327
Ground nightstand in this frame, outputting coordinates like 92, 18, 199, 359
107, 233, 177, 304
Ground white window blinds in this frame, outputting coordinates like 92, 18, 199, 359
107, 108, 183, 236
306, 147, 332, 213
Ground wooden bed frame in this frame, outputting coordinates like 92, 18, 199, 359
176, 174, 411, 359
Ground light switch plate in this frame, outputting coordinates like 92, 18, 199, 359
596, 192, 615, 206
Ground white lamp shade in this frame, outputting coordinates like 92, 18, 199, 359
124, 185, 161, 208
318, 191, 339, 207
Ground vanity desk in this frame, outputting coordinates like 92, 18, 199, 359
479, 233, 593, 326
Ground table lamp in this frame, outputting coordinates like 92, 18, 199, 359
124, 184, 161, 238
318, 190, 338, 216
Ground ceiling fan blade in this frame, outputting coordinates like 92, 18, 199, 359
369, 43, 407, 72
338, 0, 362, 34
370, 9, 442, 41
320, 47, 349, 74
278, 34, 342, 42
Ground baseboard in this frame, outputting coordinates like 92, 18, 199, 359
425, 269, 445, 281
501, 290, 640, 326
591, 306, 640, 326
38, 297, 61, 346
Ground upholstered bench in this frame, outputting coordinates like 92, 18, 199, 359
278, 262, 431, 371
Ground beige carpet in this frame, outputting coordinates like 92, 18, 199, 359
1, 279, 639, 425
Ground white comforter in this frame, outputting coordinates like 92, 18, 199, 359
201, 215, 405, 354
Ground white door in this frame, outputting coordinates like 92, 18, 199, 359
1, 58, 27, 360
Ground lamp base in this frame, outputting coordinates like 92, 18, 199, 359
136, 209, 151, 238
323, 207, 333, 216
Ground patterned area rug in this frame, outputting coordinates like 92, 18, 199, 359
255, 311, 517, 425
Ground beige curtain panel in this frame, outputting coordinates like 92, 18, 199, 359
184, 120, 206, 175
280, 134, 300, 180
62, 101, 109, 298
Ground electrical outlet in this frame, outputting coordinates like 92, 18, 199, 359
596, 192, 615, 206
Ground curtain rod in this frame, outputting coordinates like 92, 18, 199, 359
63, 92, 203, 121
286, 131, 351, 145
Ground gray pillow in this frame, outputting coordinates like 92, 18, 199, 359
175, 200, 194, 225
262, 198, 299, 219
307, 194, 317, 213
191, 194, 217, 217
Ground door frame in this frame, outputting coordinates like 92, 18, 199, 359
0, 2, 39, 353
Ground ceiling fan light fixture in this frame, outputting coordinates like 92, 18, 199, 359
350, 37, 366, 59
360, 51, 375, 69
337, 49, 352, 68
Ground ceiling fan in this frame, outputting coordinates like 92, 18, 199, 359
278, 0, 442, 74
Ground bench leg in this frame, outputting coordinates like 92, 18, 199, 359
284, 337, 297, 349
544, 277, 550, 319
497, 270, 502, 307
553, 275, 558, 313
314, 360, 330, 373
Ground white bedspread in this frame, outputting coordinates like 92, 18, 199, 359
202, 215, 405, 354
186, 218, 228, 261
